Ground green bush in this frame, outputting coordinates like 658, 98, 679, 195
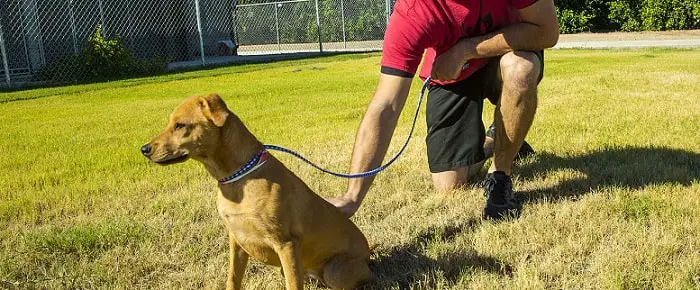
38, 25, 169, 84
641, 0, 698, 30
557, 8, 595, 33
549, 0, 700, 32
609, 0, 700, 31
608, 0, 643, 31
83, 25, 138, 79
556, 0, 614, 32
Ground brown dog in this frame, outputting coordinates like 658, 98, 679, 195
141, 94, 373, 290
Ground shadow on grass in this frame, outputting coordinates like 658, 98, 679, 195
516, 145, 700, 203
368, 218, 511, 289
363, 146, 696, 288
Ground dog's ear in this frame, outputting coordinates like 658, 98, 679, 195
198, 94, 230, 127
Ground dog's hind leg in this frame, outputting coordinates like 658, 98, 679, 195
322, 254, 373, 290
275, 241, 304, 290
227, 234, 249, 290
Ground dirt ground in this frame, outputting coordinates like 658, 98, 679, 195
559, 30, 700, 41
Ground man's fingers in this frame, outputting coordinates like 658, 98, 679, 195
433, 70, 443, 81
325, 197, 358, 218
339, 206, 355, 218
325, 197, 343, 206
431, 59, 442, 80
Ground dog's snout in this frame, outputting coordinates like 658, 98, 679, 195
140, 144, 152, 156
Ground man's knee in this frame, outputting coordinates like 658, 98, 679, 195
431, 163, 485, 191
499, 51, 541, 91
431, 170, 467, 192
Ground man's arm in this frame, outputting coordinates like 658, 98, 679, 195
326, 73, 413, 217
432, 0, 559, 81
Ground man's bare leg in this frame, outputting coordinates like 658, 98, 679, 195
482, 51, 540, 220
490, 51, 540, 175
430, 139, 491, 192
432, 51, 539, 193
432, 169, 469, 192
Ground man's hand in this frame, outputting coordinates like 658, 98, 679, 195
431, 40, 476, 81
325, 196, 360, 218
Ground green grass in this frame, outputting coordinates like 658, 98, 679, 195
1, 49, 699, 289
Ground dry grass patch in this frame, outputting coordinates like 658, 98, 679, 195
1, 49, 699, 289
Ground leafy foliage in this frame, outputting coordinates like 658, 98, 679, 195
82, 25, 137, 79
38, 25, 169, 84
558, 0, 700, 32
557, 8, 595, 33
608, 0, 643, 31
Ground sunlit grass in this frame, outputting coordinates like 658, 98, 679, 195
1, 49, 699, 289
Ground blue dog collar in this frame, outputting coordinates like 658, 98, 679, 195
218, 150, 269, 184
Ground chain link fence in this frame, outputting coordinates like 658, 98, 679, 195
235, 0, 391, 54
0, 0, 392, 88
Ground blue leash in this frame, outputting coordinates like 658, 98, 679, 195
263, 76, 432, 179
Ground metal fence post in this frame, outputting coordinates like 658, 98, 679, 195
127, 0, 133, 48
385, 0, 390, 26
194, 0, 206, 64
22, 29, 31, 74
0, 22, 11, 87
340, 0, 346, 49
232, 0, 240, 47
33, 0, 47, 66
274, 3, 281, 52
68, 0, 79, 55
314, 0, 322, 53
98, 0, 106, 34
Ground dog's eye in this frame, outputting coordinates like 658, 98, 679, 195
174, 123, 186, 130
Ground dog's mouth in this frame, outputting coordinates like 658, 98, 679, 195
153, 154, 189, 165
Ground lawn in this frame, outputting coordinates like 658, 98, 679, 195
1, 49, 699, 289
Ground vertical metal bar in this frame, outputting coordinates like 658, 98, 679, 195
314, 0, 322, 52
195, 0, 206, 64
340, 0, 346, 49
22, 25, 32, 73
385, 0, 390, 26
127, 2, 131, 48
274, 4, 281, 52
34, 1, 46, 66
0, 22, 11, 87
68, 0, 79, 55
231, 0, 239, 47
98, 0, 106, 35
233, 0, 240, 47
129, 2, 135, 49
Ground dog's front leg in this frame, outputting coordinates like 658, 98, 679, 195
227, 234, 249, 290
275, 240, 304, 290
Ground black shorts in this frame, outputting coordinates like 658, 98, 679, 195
425, 51, 544, 173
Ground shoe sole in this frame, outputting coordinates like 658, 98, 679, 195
483, 203, 522, 221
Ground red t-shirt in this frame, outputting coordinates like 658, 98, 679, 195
380, 0, 538, 85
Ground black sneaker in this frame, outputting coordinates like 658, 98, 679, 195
486, 123, 497, 139
485, 123, 535, 162
482, 171, 522, 221
516, 140, 535, 161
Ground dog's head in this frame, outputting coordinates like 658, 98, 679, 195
141, 94, 230, 165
